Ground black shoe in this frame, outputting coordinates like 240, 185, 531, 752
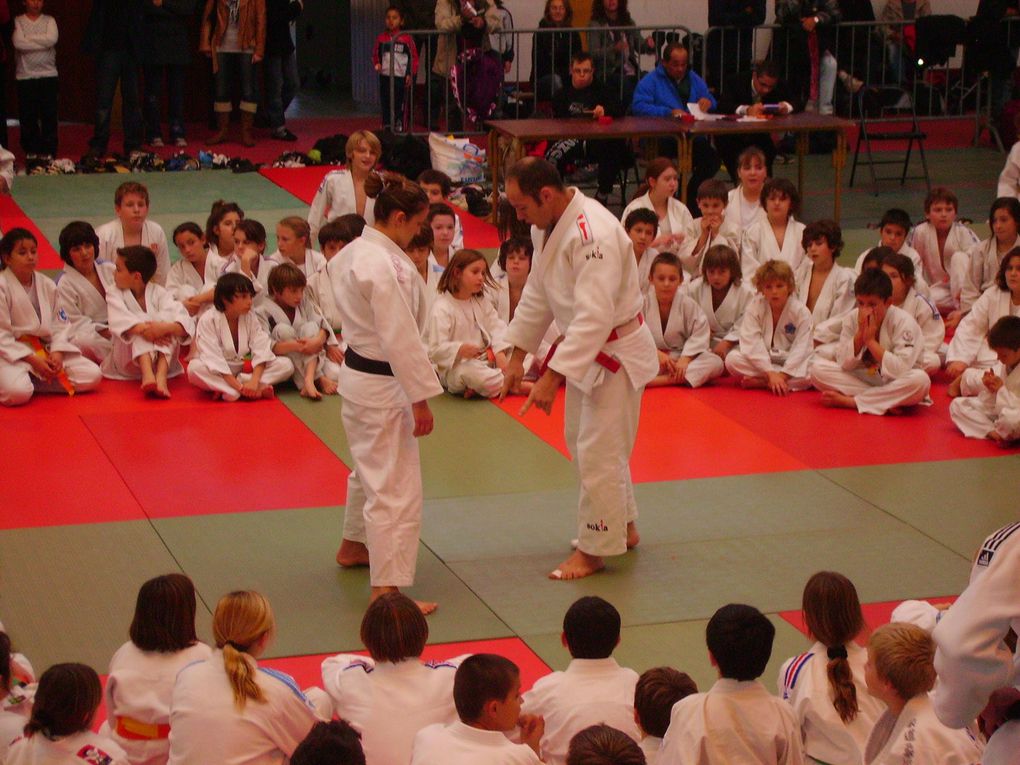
271, 128, 298, 142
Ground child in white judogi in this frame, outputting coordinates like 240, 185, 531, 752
96, 181, 171, 286
166, 222, 223, 318
0, 228, 101, 406
403, 224, 440, 323
54, 221, 115, 365
795, 220, 856, 349
219, 219, 276, 299
810, 269, 931, 415
322, 593, 466, 765
678, 180, 740, 277
187, 273, 293, 401
426, 249, 509, 398
418, 169, 465, 250
426, 203, 457, 280
997, 138, 1020, 199
623, 208, 660, 290
950, 315, 1020, 442
0, 631, 34, 762
852, 209, 928, 295
270, 217, 327, 276
863, 623, 983, 765
634, 667, 698, 765
740, 177, 805, 276
724, 147, 768, 232
878, 251, 945, 374
306, 215, 366, 336
907, 187, 980, 316
659, 604, 804, 765
958, 197, 1020, 313
257, 262, 342, 399
520, 597, 641, 765
620, 158, 696, 260
644, 253, 723, 388
104, 246, 193, 397
682, 244, 753, 363
412, 655, 543, 765
725, 259, 814, 394
306, 131, 381, 242
204, 200, 243, 261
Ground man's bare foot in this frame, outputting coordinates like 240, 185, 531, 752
369, 585, 437, 615
155, 382, 172, 399
319, 377, 338, 395
947, 374, 963, 398
549, 550, 605, 580
626, 521, 640, 549
820, 390, 856, 409
259, 384, 275, 399
740, 376, 767, 389
300, 385, 322, 400
336, 539, 370, 567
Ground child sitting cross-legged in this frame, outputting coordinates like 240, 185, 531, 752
950, 315, 1020, 444
683, 244, 753, 362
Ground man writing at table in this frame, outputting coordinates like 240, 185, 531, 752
545, 51, 629, 207
714, 59, 798, 183
631, 42, 721, 214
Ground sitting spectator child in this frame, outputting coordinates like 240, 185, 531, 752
879, 251, 944, 374
624, 208, 660, 289
427, 203, 458, 276
621, 159, 695, 259
853, 209, 927, 296
725, 259, 813, 395
257, 262, 342, 400
521, 597, 641, 765
809, 269, 931, 415
724, 147, 768, 232
0, 228, 102, 406
0, 632, 34, 762
946, 248, 1020, 382
679, 180, 740, 277
222, 219, 276, 297
411, 654, 544, 765
104, 246, 193, 398
907, 186, 980, 321
863, 623, 983, 764
167, 222, 222, 319
205, 200, 244, 260
418, 169, 465, 250
187, 273, 294, 401
405, 224, 440, 320
7, 665, 127, 765
659, 603, 804, 765
644, 253, 724, 388
949, 315, 1020, 443
683, 244, 752, 362
958, 197, 1020, 314
271, 217, 327, 276
291, 720, 367, 765
55, 221, 115, 365
778, 572, 884, 765
309, 214, 366, 335
795, 220, 855, 344
567, 724, 647, 765
740, 178, 805, 275
426, 249, 509, 398
96, 182, 171, 286
103, 574, 212, 765
633, 668, 697, 764
322, 593, 465, 765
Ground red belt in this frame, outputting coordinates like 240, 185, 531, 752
540, 314, 644, 376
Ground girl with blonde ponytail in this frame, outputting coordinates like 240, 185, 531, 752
777, 571, 885, 765
168, 591, 323, 765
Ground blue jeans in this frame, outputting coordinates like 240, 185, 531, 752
263, 52, 299, 129
143, 63, 186, 140
214, 52, 258, 111
90, 49, 143, 154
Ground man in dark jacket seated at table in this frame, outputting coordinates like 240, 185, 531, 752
545, 51, 629, 206
714, 59, 799, 183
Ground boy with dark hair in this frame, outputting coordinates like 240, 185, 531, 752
624, 207, 660, 287
567, 724, 647, 765
308, 214, 366, 335
634, 668, 697, 763
292, 720, 366, 765
950, 314, 1020, 442
417, 169, 464, 249
854, 209, 927, 298
521, 597, 641, 765
679, 179, 739, 276
659, 603, 803, 764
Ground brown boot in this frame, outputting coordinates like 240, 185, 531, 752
206, 111, 230, 146
240, 111, 256, 147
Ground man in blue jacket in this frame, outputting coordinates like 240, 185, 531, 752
631, 42, 721, 214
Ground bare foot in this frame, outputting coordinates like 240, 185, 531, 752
319, 377, 338, 395
259, 384, 275, 399
740, 376, 767, 389
549, 550, 605, 580
415, 600, 439, 615
462, 388, 477, 399
336, 539, 370, 567
947, 374, 963, 398
155, 382, 172, 399
300, 385, 323, 400
141, 379, 157, 396
626, 521, 640, 549
820, 390, 856, 409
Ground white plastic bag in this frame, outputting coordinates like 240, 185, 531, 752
428, 132, 487, 184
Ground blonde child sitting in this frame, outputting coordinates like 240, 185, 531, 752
271, 216, 327, 276
950, 315, 1020, 443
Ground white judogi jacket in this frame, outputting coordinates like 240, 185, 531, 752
96, 220, 171, 287
0, 269, 77, 363
219, 253, 274, 297
660, 678, 805, 765
105, 282, 194, 379
946, 286, 1020, 366
644, 289, 711, 359
863, 693, 982, 765
504, 189, 658, 394
166, 252, 224, 302
321, 654, 466, 765
104, 641, 213, 765
778, 642, 884, 765
192, 309, 277, 376
678, 221, 741, 277
267, 248, 327, 277
853, 244, 930, 298
307, 169, 377, 242
411, 721, 543, 765
331, 226, 443, 408
621, 193, 697, 254
55, 262, 115, 351
795, 261, 856, 327
520, 657, 641, 765
306, 262, 343, 332
958, 235, 1020, 313
682, 277, 753, 346
997, 140, 1020, 199
835, 304, 925, 381
908, 221, 980, 295
255, 294, 339, 342
5, 730, 129, 765
741, 217, 806, 275
899, 288, 944, 364
736, 294, 814, 378
954, 360, 1020, 440
167, 652, 321, 765
426, 293, 509, 383
726, 186, 767, 232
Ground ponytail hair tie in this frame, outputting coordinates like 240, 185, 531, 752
225, 640, 250, 653
827, 646, 848, 660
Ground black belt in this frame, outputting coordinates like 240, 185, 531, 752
345, 347, 394, 376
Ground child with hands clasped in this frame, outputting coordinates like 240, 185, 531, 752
166, 222, 222, 318
950, 315, 1020, 444
187, 272, 294, 401
426, 249, 510, 398
644, 252, 724, 388
54, 221, 115, 365
683, 244, 753, 362
104, 246, 193, 398
725, 259, 813, 395
678, 179, 739, 276
740, 178, 805, 275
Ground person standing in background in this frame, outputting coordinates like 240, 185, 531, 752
143, 0, 197, 148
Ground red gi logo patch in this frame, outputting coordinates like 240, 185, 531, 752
77, 745, 114, 765
576, 214, 592, 244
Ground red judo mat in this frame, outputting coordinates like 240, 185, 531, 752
0, 194, 62, 270
780, 596, 958, 641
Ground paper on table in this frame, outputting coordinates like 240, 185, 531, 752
686, 102, 726, 121
738, 115, 769, 122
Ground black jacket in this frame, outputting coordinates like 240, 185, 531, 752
715, 69, 799, 115
265, 0, 302, 56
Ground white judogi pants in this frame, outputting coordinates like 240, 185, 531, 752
75, 328, 112, 366
810, 359, 931, 415
186, 357, 294, 401
107, 335, 183, 380
0, 355, 101, 406
341, 402, 422, 587
724, 352, 813, 391
949, 367, 1020, 439
565, 369, 642, 557
272, 323, 341, 389
680, 352, 724, 388
445, 359, 504, 398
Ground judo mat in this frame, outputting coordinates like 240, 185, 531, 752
3, 156, 1018, 697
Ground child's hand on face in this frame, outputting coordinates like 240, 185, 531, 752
519, 714, 545, 752
983, 369, 1004, 393
700, 215, 721, 235
239, 245, 258, 267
